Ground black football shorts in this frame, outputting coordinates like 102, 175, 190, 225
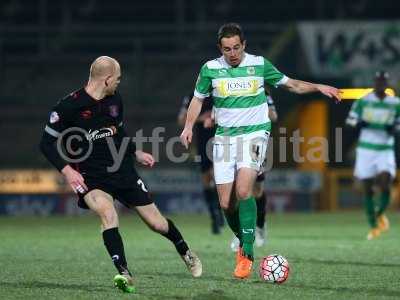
77, 169, 153, 209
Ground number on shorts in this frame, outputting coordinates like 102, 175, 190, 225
251, 144, 261, 162
137, 179, 148, 192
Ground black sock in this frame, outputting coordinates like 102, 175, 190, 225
102, 227, 129, 275
161, 219, 189, 256
256, 192, 267, 229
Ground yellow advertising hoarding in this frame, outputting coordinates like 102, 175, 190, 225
339, 88, 395, 100
0, 170, 71, 194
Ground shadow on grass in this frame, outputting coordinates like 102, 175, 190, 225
0, 281, 109, 292
292, 257, 400, 268
192, 289, 237, 300
287, 283, 400, 298
140, 271, 237, 283
143, 289, 237, 300
251, 280, 400, 298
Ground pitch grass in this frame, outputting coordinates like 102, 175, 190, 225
0, 212, 399, 300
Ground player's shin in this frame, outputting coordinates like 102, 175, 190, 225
161, 219, 189, 255
102, 227, 131, 275
364, 195, 377, 228
239, 197, 256, 259
161, 219, 202, 277
377, 190, 390, 216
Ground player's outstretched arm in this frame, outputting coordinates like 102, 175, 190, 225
282, 78, 341, 102
180, 96, 203, 149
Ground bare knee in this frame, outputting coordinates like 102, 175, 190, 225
216, 183, 234, 210
236, 185, 252, 200
220, 200, 230, 210
148, 217, 168, 234
99, 207, 119, 230
218, 192, 232, 210
215, 192, 227, 210
84, 190, 118, 230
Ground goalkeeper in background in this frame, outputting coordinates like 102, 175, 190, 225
346, 71, 400, 240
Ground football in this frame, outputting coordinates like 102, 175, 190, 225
259, 254, 290, 284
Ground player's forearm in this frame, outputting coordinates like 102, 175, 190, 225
268, 108, 278, 122
284, 79, 320, 94
184, 97, 203, 130
39, 135, 68, 172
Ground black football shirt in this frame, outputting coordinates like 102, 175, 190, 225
40, 88, 136, 177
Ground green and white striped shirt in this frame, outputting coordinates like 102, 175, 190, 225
347, 92, 400, 150
194, 52, 288, 136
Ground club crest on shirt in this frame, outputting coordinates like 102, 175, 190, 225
247, 66, 255, 75
49, 111, 60, 123
109, 105, 119, 117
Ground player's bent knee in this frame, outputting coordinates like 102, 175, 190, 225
219, 201, 230, 210
149, 219, 168, 234
236, 187, 252, 200
218, 194, 231, 210
99, 208, 119, 229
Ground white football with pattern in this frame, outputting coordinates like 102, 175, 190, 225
259, 254, 290, 284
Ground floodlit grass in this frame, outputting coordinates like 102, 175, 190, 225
0, 212, 399, 299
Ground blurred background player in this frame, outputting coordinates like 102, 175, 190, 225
345, 71, 400, 240
177, 94, 224, 234
230, 90, 278, 251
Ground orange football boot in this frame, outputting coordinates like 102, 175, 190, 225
234, 255, 253, 279
367, 227, 381, 240
377, 214, 390, 232
236, 247, 245, 265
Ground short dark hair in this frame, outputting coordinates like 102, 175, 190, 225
217, 23, 245, 45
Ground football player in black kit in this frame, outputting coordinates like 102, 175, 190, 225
39, 56, 202, 293
178, 94, 224, 234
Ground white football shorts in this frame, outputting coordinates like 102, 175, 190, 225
213, 131, 270, 184
354, 148, 396, 179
